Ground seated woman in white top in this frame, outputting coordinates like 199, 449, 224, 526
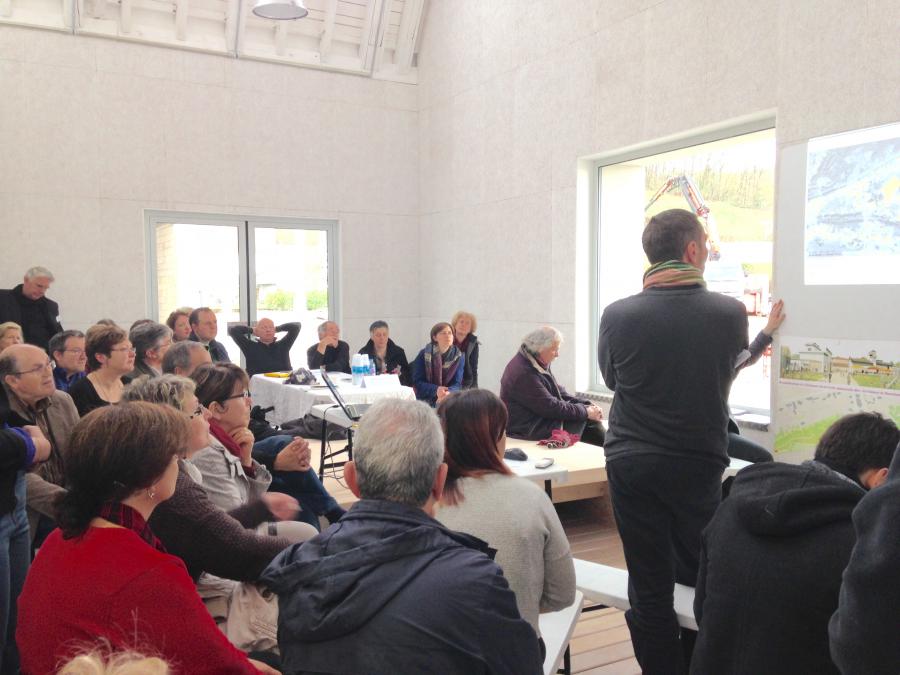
434, 389, 576, 636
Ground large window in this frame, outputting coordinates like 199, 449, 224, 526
593, 126, 776, 412
147, 212, 338, 368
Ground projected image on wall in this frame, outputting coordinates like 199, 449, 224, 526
805, 121, 900, 285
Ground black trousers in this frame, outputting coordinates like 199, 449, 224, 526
562, 418, 606, 447
607, 453, 723, 675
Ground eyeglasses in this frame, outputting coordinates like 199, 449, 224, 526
13, 361, 55, 376
63, 349, 86, 356
221, 390, 251, 403
187, 403, 207, 420
109, 346, 137, 354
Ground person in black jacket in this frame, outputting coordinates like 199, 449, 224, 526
0, 267, 63, 352
228, 318, 299, 377
692, 412, 899, 675
188, 307, 230, 363
357, 320, 410, 386
829, 441, 900, 675
306, 321, 350, 373
451, 310, 480, 389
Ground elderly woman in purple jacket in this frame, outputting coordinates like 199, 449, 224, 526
500, 326, 605, 446
411, 323, 465, 407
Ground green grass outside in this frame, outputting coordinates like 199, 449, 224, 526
781, 371, 826, 382
890, 406, 900, 425
775, 415, 842, 453
645, 193, 774, 242
851, 373, 900, 391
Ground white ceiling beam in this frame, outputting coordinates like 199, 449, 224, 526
174, 0, 188, 41
0, 0, 12, 18
392, 0, 422, 74
120, 0, 132, 33
225, 0, 239, 53
318, 0, 336, 62
62, 0, 76, 28
91, 0, 105, 19
370, 0, 392, 75
357, 0, 381, 68
274, 19, 287, 56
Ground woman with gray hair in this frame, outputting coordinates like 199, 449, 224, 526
499, 326, 605, 446
127, 321, 173, 380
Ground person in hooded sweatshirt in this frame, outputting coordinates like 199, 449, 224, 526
261, 397, 542, 675
690, 412, 899, 675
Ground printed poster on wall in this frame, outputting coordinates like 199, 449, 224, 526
775, 336, 900, 454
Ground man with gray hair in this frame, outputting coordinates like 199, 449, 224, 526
262, 398, 542, 675
162, 340, 212, 378
0, 267, 63, 351
306, 320, 350, 373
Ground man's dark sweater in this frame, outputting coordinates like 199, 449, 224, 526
0, 285, 63, 351
692, 460, 865, 675
598, 285, 747, 465
306, 341, 351, 374
229, 323, 300, 376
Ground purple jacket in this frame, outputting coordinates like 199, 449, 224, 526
500, 349, 588, 440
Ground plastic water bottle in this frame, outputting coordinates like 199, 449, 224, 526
368, 357, 376, 377
351, 354, 364, 387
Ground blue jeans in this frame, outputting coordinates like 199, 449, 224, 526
0, 472, 30, 674
253, 436, 342, 530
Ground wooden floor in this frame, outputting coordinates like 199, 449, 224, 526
315, 440, 640, 674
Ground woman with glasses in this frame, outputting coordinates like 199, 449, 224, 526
0, 323, 23, 352
411, 322, 465, 407
16, 402, 275, 674
68, 324, 136, 416
434, 389, 575, 645
190, 363, 345, 531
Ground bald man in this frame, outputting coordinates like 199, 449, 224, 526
228, 319, 300, 377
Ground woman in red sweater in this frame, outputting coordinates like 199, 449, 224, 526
16, 402, 276, 675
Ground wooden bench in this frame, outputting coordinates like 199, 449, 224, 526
573, 559, 698, 631
539, 590, 584, 675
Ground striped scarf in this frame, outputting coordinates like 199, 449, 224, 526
423, 343, 462, 386
642, 260, 706, 290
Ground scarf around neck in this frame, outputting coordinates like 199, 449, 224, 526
423, 342, 461, 386
99, 501, 167, 552
642, 260, 706, 290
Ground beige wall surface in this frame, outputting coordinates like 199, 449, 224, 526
415, 0, 900, 450
0, 26, 420, 353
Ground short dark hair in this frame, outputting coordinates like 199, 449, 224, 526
641, 208, 705, 264
191, 362, 249, 407
48, 330, 85, 358
54, 402, 186, 538
430, 322, 454, 342
815, 412, 899, 475
189, 307, 213, 327
438, 389, 511, 506
129, 322, 172, 364
369, 320, 389, 333
85, 325, 128, 370
162, 340, 205, 374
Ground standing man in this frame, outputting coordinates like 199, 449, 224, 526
306, 320, 350, 373
188, 307, 230, 363
597, 209, 748, 674
0, 267, 63, 352
48, 330, 87, 393
229, 318, 300, 377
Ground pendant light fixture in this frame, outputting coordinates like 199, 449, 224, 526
252, 0, 308, 20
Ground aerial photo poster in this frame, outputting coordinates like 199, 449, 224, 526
775, 336, 900, 454
804, 121, 900, 285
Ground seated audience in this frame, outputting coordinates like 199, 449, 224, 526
411, 322, 465, 406
49, 330, 87, 392
0, 344, 78, 537
692, 412, 899, 675
435, 389, 575, 638
500, 326, 605, 445
123, 375, 314, 654
357, 320, 410, 385
162, 340, 212, 377
68, 324, 135, 416
166, 307, 193, 342
15, 402, 273, 674
451, 310, 480, 389
0, 424, 50, 673
829, 441, 900, 674
306, 321, 350, 373
0, 267, 63, 351
261, 398, 542, 675
0, 323, 22, 352
191, 363, 345, 530
229, 318, 300, 377
127, 321, 173, 380
189, 307, 230, 363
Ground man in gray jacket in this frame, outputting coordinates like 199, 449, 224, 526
262, 398, 541, 675
598, 209, 748, 674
